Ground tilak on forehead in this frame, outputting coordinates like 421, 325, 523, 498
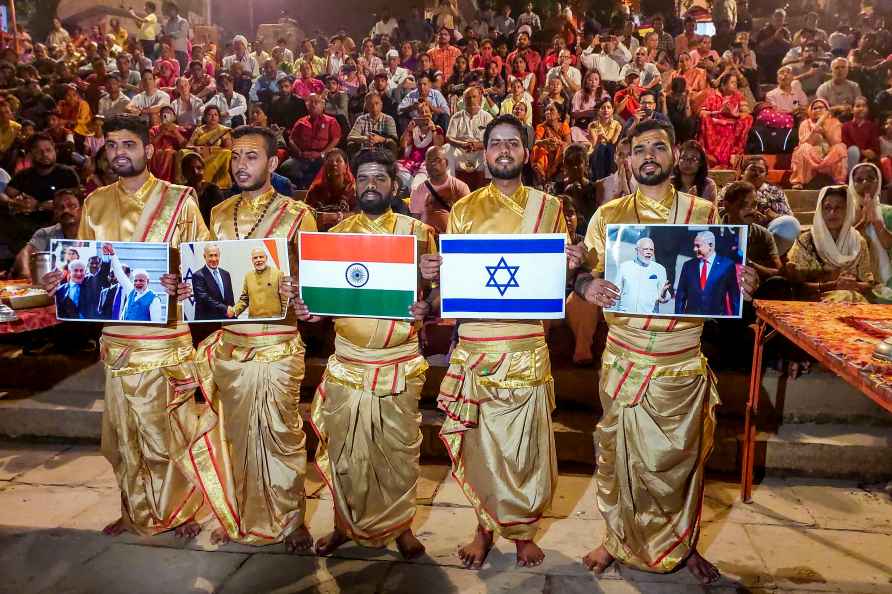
232, 136, 269, 153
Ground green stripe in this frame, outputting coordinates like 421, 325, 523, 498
302, 286, 414, 319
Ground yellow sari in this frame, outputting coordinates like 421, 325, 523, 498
181, 125, 232, 189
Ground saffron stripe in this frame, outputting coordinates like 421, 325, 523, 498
440, 238, 565, 254
300, 232, 415, 263
443, 298, 564, 313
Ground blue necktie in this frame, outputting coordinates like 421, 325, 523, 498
212, 269, 224, 296
70, 284, 80, 307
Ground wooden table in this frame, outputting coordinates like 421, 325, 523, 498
741, 301, 892, 502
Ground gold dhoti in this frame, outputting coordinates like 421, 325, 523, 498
99, 325, 214, 535
596, 324, 720, 572
438, 322, 558, 541
310, 334, 428, 547
193, 324, 307, 544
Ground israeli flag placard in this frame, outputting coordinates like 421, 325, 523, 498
439, 234, 567, 319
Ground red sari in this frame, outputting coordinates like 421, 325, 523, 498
698, 90, 752, 168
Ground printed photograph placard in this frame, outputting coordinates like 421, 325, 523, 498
50, 239, 170, 324
180, 238, 291, 323
604, 224, 749, 319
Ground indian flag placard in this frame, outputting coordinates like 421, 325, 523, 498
298, 232, 417, 320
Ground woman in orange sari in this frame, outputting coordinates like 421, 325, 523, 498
306, 148, 356, 230
698, 73, 752, 168
149, 106, 187, 181
790, 98, 849, 189
671, 52, 708, 112
531, 101, 571, 185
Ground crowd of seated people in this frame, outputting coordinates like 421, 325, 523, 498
1, 0, 892, 369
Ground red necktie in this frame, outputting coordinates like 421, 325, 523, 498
699, 260, 708, 290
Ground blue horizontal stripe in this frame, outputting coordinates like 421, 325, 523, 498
442, 298, 564, 313
440, 238, 564, 254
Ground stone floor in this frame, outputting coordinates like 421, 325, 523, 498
0, 442, 890, 594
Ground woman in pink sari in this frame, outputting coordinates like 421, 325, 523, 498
698, 73, 752, 168
791, 98, 849, 189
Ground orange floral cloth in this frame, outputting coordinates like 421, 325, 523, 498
756, 301, 892, 409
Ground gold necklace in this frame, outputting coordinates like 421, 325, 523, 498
233, 190, 275, 240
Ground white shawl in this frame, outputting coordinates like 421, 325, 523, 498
811, 185, 863, 270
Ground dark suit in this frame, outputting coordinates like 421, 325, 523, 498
98, 284, 125, 320
674, 254, 740, 316
192, 265, 235, 320
55, 261, 110, 319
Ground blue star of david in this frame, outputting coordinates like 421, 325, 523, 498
485, 257, 520, 296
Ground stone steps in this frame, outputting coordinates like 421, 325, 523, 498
1, 360, 889, 480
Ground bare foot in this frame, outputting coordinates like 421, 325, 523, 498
210, 526, 231, 545
457, 525, 494, 570
314, 527, 350, 556
582, 545, 615, 574
395, 529, 426, 560
174, 520, 201, 540
102, 517, 128, 536
686, 550, 721, 585
285, 525, 313, 554
515, 540, 545, 567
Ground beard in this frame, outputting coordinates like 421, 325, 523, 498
489, 158, 524, 180
632, 160, 672, 186
110, 154, 148, 177
358, 190, 390, 215
236, 175, 267, 192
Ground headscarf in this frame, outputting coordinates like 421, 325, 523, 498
811, 185, 864, 270
808, 98, 830, 121
848, 162, 891, 284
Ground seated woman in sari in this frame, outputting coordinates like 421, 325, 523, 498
698, 72, 753, 168
850, 162, 892, 290
500, 78, 534, 126
155, 59, 179, 95
149, 106, 187, 181
586, 98, 622, 181
531, 101, 571, 185
396, 101, 445, 190
790, 99, 848, 189
671, 52, 709, 112
306, 148, 356, 231
785, 185, 875, 303
185, 104, 233, 189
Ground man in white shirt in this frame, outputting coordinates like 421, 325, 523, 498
620, 47, 662, 92
222, 36, 258, 79
546, 49, 582, 93
171, 77, 204, 127
127, 69, 170, 121
445, 86, 493, 187
581, 36, 630, 88
372, 9, 400, 40
203, 73, 248, 127
613, 237, 670, 314
384, 49, 410, 91
98, 74, 132, 118
106, 244, 163, 323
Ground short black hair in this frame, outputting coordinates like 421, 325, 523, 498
722, 181, 755, 206
231, 125, 277, 158
141, 68, 154, 78
103, 115, 150, 145
54, 188, 83, 202
626, 118, 675, 146
27, 132, 55, 152
351, 148, 397, 182
483, 114, 528, 150
145, 1, 157, 10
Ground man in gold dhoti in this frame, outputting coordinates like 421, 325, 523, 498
571, 119, 759, 584
187, 126, 317, 552
42, 115, 213, 538
298, 149, 436, 560
421, 114, 572, 569
227, 248, 287, 319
